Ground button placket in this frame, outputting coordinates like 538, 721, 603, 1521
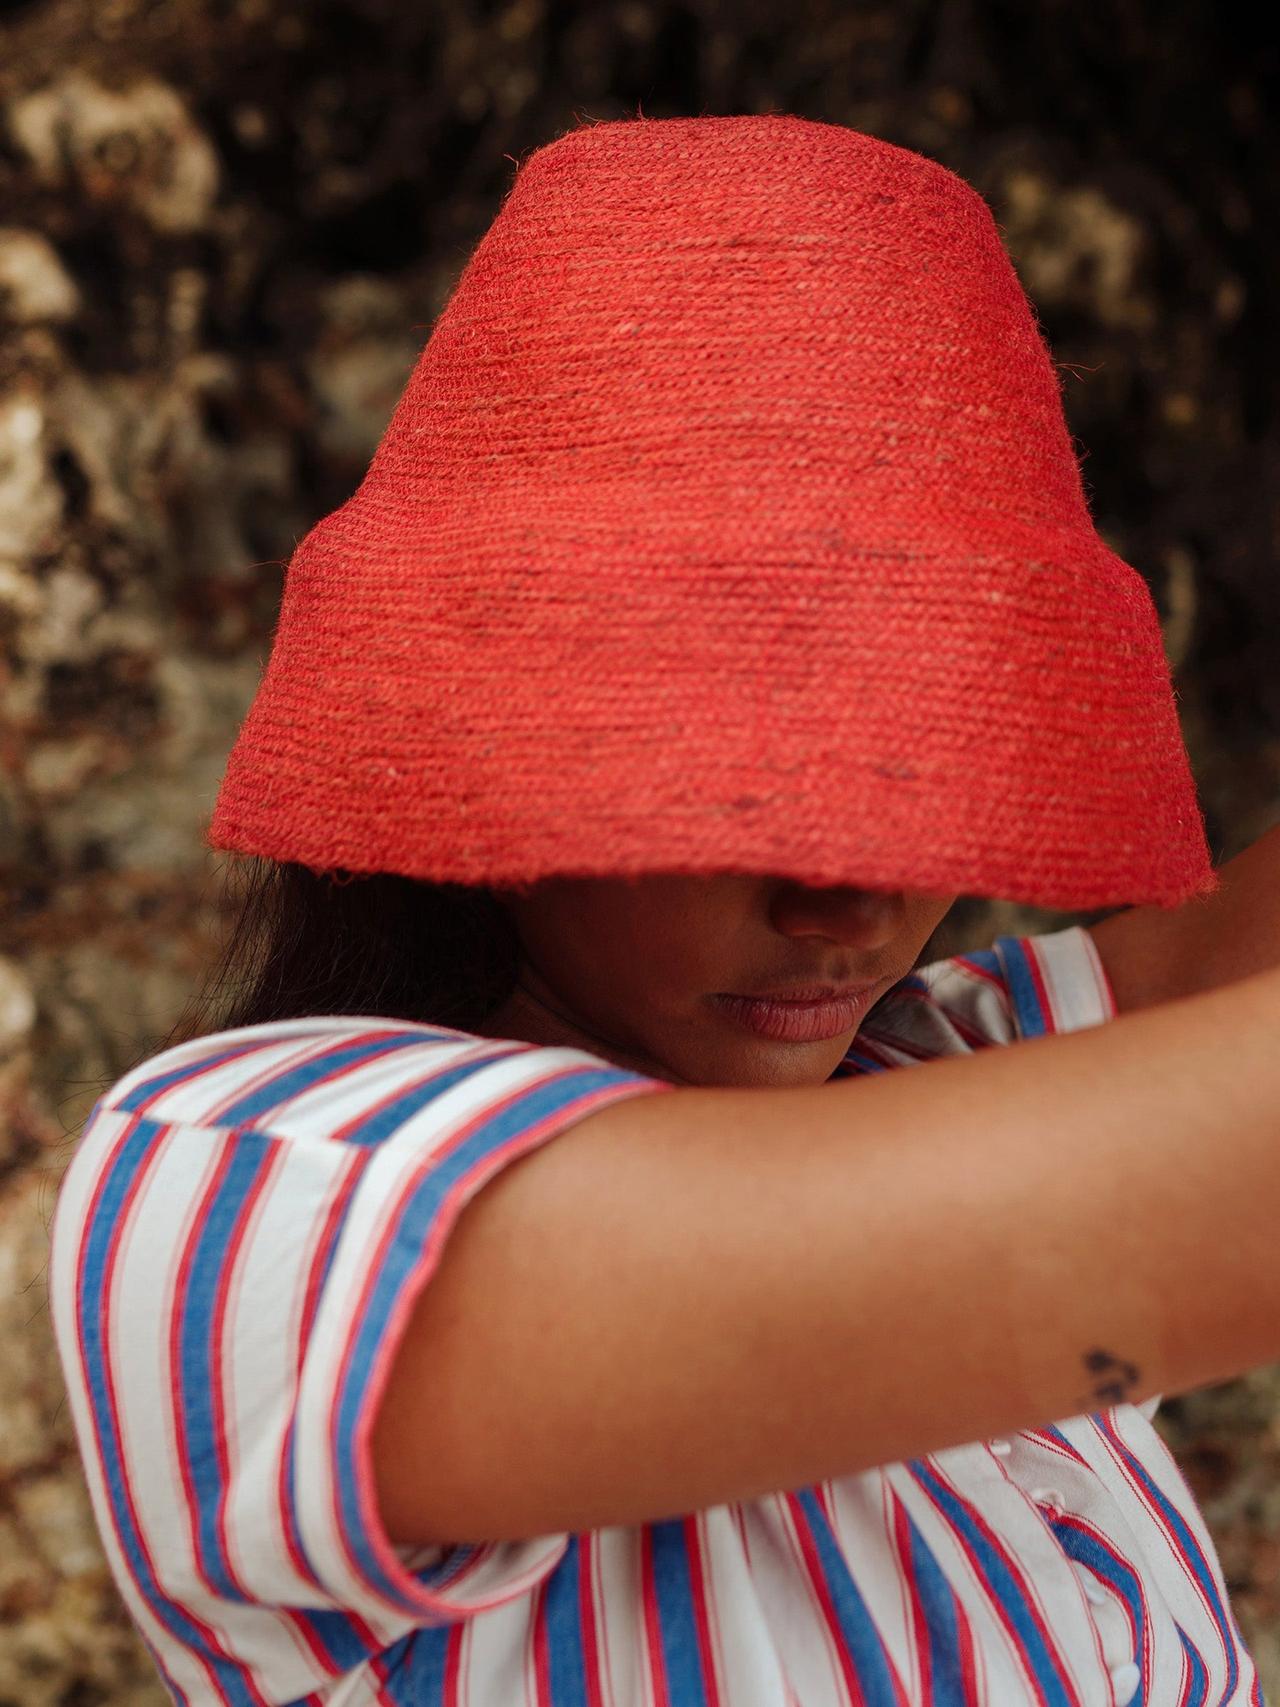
1067, 1561, 1140, 1704
985, 1441, 1140, 1705
1108, 1659, 1141, 1704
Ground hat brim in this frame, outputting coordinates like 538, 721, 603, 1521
207, 487, 1217, 912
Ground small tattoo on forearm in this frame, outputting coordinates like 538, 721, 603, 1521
1081, 1346, 1141, 1405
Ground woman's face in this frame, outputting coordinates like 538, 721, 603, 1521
476, 875, 958, 1087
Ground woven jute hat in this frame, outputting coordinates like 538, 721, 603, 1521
207, 112, 1218, 911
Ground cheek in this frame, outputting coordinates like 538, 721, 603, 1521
581, 914, 720, 1006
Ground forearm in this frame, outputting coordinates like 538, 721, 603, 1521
1092, 817, 1280, 1014
876, 962, 1280, 1433
373, 964, 1280, 1545
718, 964, 1280, 1495
1175, 817, 1280, 992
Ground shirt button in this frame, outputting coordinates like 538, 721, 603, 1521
1109, 1659, 1141, 1704
1028, 1485, 1067, 1518
1070, 1560, 1108, 1607
989, 1438, 1013, 1456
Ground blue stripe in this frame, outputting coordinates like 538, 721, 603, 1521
648, 1519, 711, 1704
952, 949, 1003, 982
1038, 1424, 1085, 1460
909, 1459, 1076, 1707
277, 1169, 372, 1661
168, 1117, 452, 1676
1046, 1523, 1146, 1705
381, 1628, 447, 1703
332, 1065, 659, 1608
75, 1116, 263, 1705
177, 1132, 278, 1604
992, 936, 1050, 1039
544, 1536, 590, 1706
902, 1503, 971, 1707
112, 1041, 281, 1113
339, 1048, 532, 1148
793, 1488, 900, 1706
1177, 1623, 1211, 1707
287, 1603, 378, 1678
1100, 1429, 1239, 1703
833, 1049, 891, 1077
214, 1033, 437, 1127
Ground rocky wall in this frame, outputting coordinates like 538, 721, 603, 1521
0, 1, 1276, 1699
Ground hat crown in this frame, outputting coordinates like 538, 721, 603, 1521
372, 114, 1088, 537
208, 115, 1215, 912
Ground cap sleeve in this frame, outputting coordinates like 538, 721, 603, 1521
988, 924, 1119, 1039
47, 1021, 674, 1658
913, 923, 1119, 1047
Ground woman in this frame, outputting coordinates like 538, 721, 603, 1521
48, 112, 1279, 1705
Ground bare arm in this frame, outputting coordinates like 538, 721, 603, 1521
1087, 817, 1280, 1014
370, 964, 1280, 1546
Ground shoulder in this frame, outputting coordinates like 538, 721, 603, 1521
44, 1013, 671, 1644
51, 1013, 670, 1258
88, 1013, 474, 1130
82, 1012, 664, 1142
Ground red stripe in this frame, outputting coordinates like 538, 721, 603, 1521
173, 1125, 371, 1691
1020, 1427, 1088, 1465
880, 981, 1001, 1051
299, 1151, 370, 1347
169, 1137, 246, 1604
368, 1646, 411, 1706
1176, 1642, 1194, 1707
201, 1027, 436, 1133
325, 1038, 535, 1148
279, 1143, 384, 1653
578, 1533, 607, 1707
928, 1004, 1000, 1051
1092, 1413, 1228, 1678
444, 1623, 466, 1704
205, 1140, 360, 1676
683, 1513, 725, 1706
121, 1035, 289, 1120
731, 1502, 752, 1565
1082, 934, 1119, 1020
854, 1031, 934, 1066
211, 1140, 284, 1601
531, 1572, 553, 1706
785, 1489, 872, 1707
951, 956, 1014, 1002
912, 1459, 1083, 1707
1051, 1513, 1149, 1686
275, 1148, 381, 1660
894, 1476, 985, 1705
83, 1115, 269, 1704
1021, 940, 1058, 1033
955, 1594, 980, 1704
889, 1488, 933, 1705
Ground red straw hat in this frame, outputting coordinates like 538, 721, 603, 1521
207, 112, 1218, 911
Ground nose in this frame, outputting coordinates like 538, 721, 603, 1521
767, 882, 906, 955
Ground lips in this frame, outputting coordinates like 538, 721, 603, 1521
711, 985, 880, 1043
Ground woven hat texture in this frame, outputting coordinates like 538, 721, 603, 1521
207, 112, 1218, 911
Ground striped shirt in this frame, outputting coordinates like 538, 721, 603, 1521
47, 924, 1266, 1707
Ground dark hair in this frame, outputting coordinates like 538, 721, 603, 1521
138, 858, 964, 1076
149, 857, 521, 1058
